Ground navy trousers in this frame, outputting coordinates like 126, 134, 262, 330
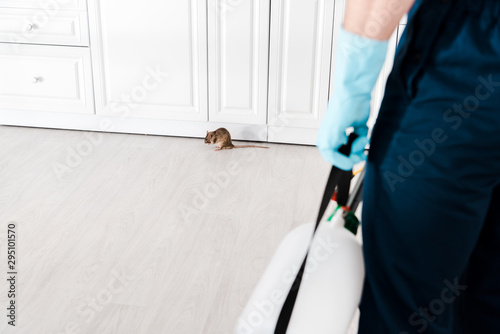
359, 0, 500, 333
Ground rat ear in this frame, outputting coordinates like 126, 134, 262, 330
206, 130, 208, 134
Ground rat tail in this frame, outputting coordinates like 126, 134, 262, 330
233, 145, 269, 149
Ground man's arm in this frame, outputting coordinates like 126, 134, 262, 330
344, 0, 416, 40
317, 0, 416, 169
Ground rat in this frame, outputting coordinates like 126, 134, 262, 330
204, 128, 269, 151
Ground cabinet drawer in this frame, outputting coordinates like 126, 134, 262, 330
0, 0, 85, 11
0, 43, 94, 114
0, 8, 89, 46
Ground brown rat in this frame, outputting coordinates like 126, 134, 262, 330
204, 128, 269, 151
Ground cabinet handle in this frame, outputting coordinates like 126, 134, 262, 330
32, 77, 40, 83
24, 24, 35, 31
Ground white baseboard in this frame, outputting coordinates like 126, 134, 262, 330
268, 125, 318, 146
0, 109, 270, 142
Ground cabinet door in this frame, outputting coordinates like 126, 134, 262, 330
88, 0, 208, 121
267, 0, 335, 144
207, 0, 270, 125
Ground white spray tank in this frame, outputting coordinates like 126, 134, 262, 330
235, 222, 316, 334
286, 173, 365, 334
236, 135, 365, 334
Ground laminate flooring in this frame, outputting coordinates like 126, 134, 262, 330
0, 126, 359, 334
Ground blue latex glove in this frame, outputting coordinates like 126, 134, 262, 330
317, 27, 389, 170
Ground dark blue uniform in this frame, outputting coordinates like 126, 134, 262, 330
360, 0, 500, 333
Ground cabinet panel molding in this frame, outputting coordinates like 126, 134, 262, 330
208, 0, 270, 125
88, 0, 208, 121
268, 0, 335, 131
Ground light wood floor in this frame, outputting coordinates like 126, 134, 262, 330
0, 125, 358, 334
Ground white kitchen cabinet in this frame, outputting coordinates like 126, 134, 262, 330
0, 0, 94, 117
267, 0, 335, 144
207, 0, 270, 125
0, 0, 400, 145
87, 0, 209, 121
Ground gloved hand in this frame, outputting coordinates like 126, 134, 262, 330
317, 27, 389, 170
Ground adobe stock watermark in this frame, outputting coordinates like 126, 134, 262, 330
52, 65, 169, 179
179, 154, 251, 222
384, 74, 500, 192
237, 233, 341, 333
399, 278, 467, 334
55, 269, 137, 334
